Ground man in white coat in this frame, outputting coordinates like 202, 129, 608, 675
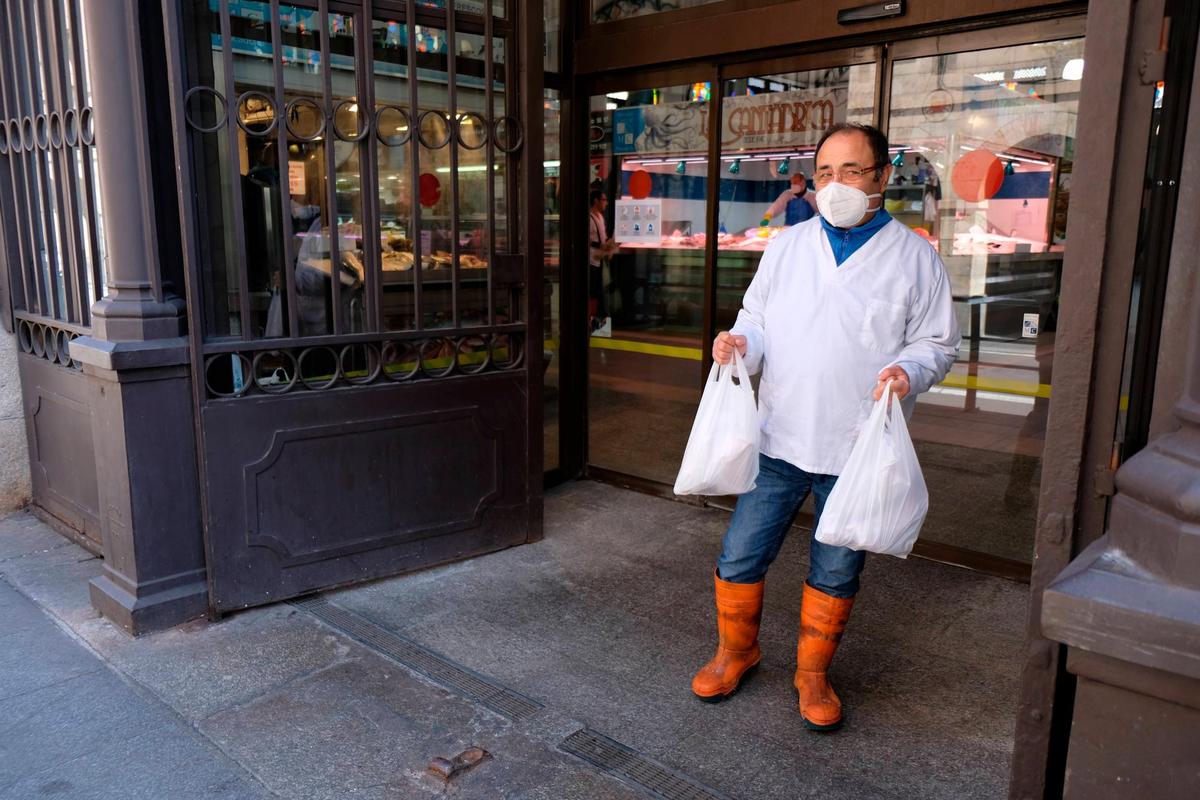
690, 123, 960, 732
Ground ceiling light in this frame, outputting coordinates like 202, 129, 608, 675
1012, 66, 1047, 80
973, 71, 1005, 83
1062, 59, 1084, 81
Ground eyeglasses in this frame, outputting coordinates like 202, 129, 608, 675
813, 165, 883, 185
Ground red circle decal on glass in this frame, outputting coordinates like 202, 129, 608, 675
418, 172, 442, 207
628, 169, 652, 200
951, 149, 1005, 202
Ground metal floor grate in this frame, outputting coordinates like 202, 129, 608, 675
290, 595, 543, 721
559, 728, 734, 800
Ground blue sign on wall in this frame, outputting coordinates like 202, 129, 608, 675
612, 107, 645, 154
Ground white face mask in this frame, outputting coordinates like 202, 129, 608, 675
815, 181, 882, 228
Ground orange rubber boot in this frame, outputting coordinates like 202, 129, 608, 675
691, 573, 764, 702
794, 583, 855, 731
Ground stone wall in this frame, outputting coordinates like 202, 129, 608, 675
0, 330, 30, 512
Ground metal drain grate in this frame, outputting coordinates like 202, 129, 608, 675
291, 595, 543, 721
559, 728, 733, 800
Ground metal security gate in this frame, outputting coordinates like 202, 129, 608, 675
162, 0, 543, 612
0, 0, 106, 548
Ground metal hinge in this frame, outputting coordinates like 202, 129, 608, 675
1095, 466, 1117, 497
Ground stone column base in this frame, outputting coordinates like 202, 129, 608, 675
90, 570, 209, 636
71, 335, 209, 635
1043, 536, 1200, 799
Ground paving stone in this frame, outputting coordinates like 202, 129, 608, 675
0, 724, 274, 800
0, 670, 175, 787
0, 575, 271, 800
77, 604, 361, 720
0, 615, 99, 704
0, 511, 74, 562
198, 653, 525, 800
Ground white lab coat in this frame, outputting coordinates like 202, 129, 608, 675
730, 216, 960, 476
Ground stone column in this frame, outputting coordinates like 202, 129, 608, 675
69, 0, 207, 634
1040, 32, 1200, 798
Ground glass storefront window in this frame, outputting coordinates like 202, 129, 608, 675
373, 17, 416, 331
369, 21, 507, 332
592, 0, 722, 23
715, 64, 876, 332
193, 2, 515, 348
887, 38, 1085, 563
227, 0, 282, 340
190, 0, 240, 337
586, 82, 710, 484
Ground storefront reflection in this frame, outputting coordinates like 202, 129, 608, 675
587, 83, 708, 484
888, 37, 1083, 563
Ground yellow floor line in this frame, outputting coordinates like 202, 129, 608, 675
940, 373, 1052, 399
588, 336, 704, 361
578, 336, 1053, 398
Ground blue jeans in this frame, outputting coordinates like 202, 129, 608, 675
717, 454, 866, 598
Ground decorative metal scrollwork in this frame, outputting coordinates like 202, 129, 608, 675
236, 91, 277, 137
284, 97, 325, 141
375, 105, 411, 147
0, 107, 94, 154
333, 100, 369, 142
184, 86, 227, 133
34, 114, 49, 149
203, 332, 525, 399
63, 108, 79, 146
493, 116, 523, 154
417, 109, 453, 149
79, 106, 95, 146
15, 319, 82, 370
48, 111, 64, 148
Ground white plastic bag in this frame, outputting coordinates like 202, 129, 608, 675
814, 382, 928, 557
673, 350, 760, 496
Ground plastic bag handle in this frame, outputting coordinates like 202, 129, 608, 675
876, 378, 909, 436
730, 349, 752, 390
711, 348, 752, 390
863, 377, 894, 435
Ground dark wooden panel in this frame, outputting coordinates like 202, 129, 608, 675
202, 371, 530, 612
244, 409, 501, 566
19, 354, 100, 543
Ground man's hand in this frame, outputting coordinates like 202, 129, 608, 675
873, 366, 910, 401
712, 331, 747, 365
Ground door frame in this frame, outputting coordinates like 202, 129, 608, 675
565, 9, 1092, 551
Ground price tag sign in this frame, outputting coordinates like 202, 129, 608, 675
288, 160, 306, 195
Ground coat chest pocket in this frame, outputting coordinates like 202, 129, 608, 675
859, 298, 907, 353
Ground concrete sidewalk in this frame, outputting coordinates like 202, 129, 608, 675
0, 481, 1028, 799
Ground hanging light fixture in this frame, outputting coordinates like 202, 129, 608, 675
777, 157, 790, 176
729, 158, 741, 175
891, 150, 905, 168
676, 160, 687, 175
1004, 160, 1016, 176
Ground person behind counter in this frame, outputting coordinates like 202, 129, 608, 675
588, 188, 618, 336
760, 172, 818, 227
